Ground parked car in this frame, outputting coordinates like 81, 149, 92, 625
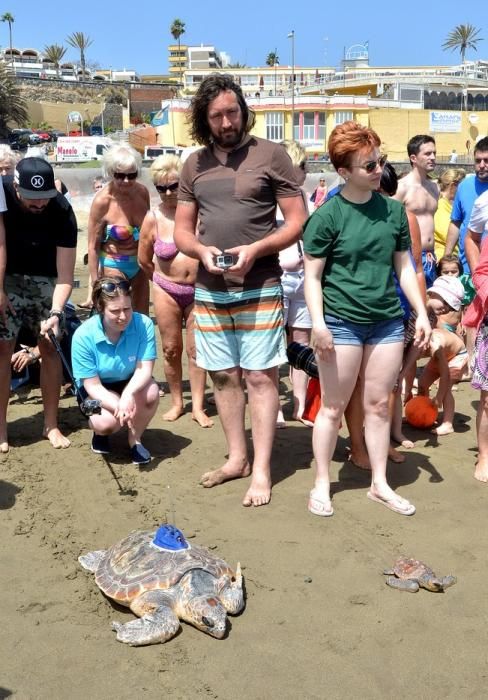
33, 130, 52, 143
48, 130, 66, 142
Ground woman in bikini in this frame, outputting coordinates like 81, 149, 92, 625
87, 144, 150, 313
138, 154, 213, 428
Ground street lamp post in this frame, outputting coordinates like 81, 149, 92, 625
288, 30, 295, 138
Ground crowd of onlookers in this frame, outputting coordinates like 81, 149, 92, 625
2, 74, 488, 516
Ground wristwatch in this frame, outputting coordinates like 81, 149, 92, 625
49, 309, 65, 323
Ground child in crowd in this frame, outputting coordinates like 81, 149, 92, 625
436, 254, 476, 379
400, 276, 466, 436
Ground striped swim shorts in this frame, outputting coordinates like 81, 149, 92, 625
193, 285, 287, 371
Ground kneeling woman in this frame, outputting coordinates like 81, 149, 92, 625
71, 277, 159, 464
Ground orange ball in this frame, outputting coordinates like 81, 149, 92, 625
404, 395, 438, 429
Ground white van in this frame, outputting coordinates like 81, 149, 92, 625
144, 145, 183, 161
56, 136, 113, 163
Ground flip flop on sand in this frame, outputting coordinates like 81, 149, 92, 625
367, 491, 416, 516
308, 490, 334, 517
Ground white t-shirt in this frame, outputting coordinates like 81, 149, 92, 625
0, 180, 6, 213
469, 190, 488, 236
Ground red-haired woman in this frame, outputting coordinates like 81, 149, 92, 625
303, 122, 431, 517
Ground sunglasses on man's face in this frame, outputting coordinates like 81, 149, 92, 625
100, 280, 132, 294
352, 155, 388, 174
156, 182, 179, 193
113, 171, 138, 181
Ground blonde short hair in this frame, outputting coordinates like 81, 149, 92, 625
0, 144, 18, 173
438, 168, 466, 193
150, 154, 182, 184
280, 139, 307, 168
103, 143, 142, 179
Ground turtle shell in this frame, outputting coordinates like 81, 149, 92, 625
392, 557, 434, 580
94, 530, 236, 604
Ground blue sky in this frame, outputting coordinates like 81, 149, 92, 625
3, 1, 487, 75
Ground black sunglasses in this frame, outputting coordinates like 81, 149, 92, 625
100, 280, 132, 294
156, 182, 179, 193
352, 155, 388, 174
113, 171, 138, 180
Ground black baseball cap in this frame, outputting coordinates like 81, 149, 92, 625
14, 157, 58, 199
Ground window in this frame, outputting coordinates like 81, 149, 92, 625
266, 112, 284, 141
240, 74, 256, 86
334, 110, 353, 125
293, 112, 299, 141
317, 113, 326, 141
303, 112, 314, 140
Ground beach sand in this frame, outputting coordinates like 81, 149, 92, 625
1, 211, 486, 699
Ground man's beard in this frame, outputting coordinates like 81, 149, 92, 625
212, 128, 244, 149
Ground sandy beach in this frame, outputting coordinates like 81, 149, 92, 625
1, 209, 487, 699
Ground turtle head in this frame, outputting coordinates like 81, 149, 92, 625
184, 595, 227, 639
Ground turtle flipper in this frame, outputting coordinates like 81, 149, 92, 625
78, 550, 106, 573
385, 576, 419, 592
218, 563, 245, 614
441, 575, 457, 589
112, 608, 180, 646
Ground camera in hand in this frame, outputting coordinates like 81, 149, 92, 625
286, 342, 318, 379
215, 253, 235, 269
80, 398, 102, 417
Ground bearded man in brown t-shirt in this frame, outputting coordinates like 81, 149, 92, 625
174, 74, 306, 507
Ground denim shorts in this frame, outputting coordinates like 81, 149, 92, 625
325, 314, 404, 346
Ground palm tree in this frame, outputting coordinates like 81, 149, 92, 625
266, 51, 280, 95
170, 18, 186, 84
1, 12, 14, 70
43, 44, 67, 78
266, 51, 279, 67
442, 23, 483, 63
66, 32, 93, 81
0, 61, 28, 137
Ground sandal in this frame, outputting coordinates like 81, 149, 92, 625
308, 489, 334, 517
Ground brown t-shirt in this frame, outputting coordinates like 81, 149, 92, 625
178, 136, 301, 291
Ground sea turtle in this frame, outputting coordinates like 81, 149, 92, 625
79, 525, 244, 645
383, 556, 457, 593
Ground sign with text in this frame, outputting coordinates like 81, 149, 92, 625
429, 111, 462, 133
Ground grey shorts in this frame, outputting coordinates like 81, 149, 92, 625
0, 274, 56, 341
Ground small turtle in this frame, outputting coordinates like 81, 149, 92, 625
383, 556, 456, 593
79, 525, 244, 645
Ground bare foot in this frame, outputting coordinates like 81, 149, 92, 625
192, 409, 214, 428
474, 460, 488, 482
242, 472, 272, 507
347, 447, 371, 470
43, 427, 70, 449
388, 445, 405, 463
276, 409, 286, 429
433, 422, 454, 436
392, 432, 415, 449
200, 459, 251, 488
162, 405, 184, 422
293, 411, 314, 427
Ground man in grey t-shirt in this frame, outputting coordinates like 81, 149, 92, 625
175, 74, 306, 507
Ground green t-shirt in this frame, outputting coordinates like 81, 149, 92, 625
303, 192, 411, 324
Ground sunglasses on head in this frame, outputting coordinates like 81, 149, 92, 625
113, 171, 138, 181
353, 155, 388, 173
155, 182, 179, 193
100, 280, 132, 294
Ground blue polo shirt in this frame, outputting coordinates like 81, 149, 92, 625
71, 312, 157, 385
451, 174, 488, 273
